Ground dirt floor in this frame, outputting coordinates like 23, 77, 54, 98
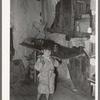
10, 79, 95, 100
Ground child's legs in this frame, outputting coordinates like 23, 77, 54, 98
37, 93, 42, 100
46, 94, 49, 100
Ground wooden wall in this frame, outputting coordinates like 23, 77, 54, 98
68, 55, 91, 95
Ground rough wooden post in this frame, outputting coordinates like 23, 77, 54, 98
34, 51, 37, 84
71, 0, 74, 31
58, 0, 63, 30
68, 59, 75, 89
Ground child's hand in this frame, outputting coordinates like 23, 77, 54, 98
40, 57, 45, 65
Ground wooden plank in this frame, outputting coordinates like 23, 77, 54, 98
46, 28, 68, 34
68, 31, 91, 38
46, 28, 91, 38
20, 41, 84, 60
68, 56, 91, 95
58, 0, 63, 29
87, 78, 95, 84
34, 51, 37, 84
71, 0, 74, 31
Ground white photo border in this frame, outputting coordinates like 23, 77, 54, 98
2, 0, 98, 100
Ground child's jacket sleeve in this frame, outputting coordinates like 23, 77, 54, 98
34, 58, 43, 72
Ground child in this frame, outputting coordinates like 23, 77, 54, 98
34, 48, 59, 100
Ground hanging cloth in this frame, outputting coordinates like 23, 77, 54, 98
42, 0, 60, 28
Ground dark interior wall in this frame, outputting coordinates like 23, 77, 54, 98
63, 0, 71, 10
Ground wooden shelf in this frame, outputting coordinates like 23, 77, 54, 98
66, 31, 92, 38
46, 28, 68, 34
46, 28, 91, 39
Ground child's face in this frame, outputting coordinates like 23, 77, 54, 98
43, 50, 51, 56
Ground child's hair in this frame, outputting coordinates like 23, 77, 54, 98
42, 46, 52, 51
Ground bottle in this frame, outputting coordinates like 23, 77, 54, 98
76, 22, 80, 32
87, 27, 92, 33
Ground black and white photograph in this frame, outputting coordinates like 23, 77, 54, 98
2, 0, 98, 100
